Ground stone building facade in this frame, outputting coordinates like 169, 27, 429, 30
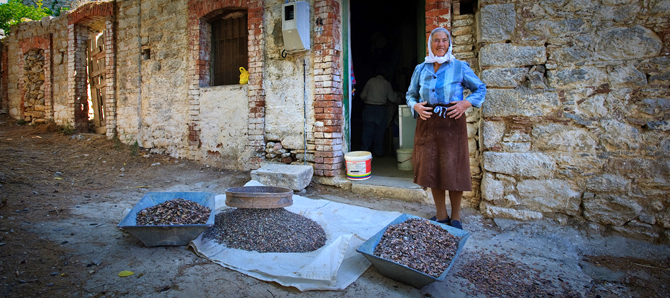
1, 0, 668, 242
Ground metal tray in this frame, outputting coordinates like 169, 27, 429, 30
356, 213, 470, 288
118, 192, 216, 246
225, 186, 293, 208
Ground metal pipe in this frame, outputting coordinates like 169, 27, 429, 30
303, 58, 307, 165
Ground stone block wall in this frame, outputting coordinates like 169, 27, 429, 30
478, 0, 670, 241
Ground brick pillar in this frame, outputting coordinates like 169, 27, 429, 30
43, 37, 52, 121
186, 16, 204, 152
246, 3, 266, 167
312, 0, 343, 177
104, 17, 117, 138
67, 24, 76, 127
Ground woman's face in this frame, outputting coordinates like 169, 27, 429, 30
431, 31, 449, 57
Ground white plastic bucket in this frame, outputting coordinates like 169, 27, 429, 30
344, 151, 372, 180
396, 148, 413, 171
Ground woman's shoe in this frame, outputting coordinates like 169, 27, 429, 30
449, 220, 462, 229
429, 216, 450, 224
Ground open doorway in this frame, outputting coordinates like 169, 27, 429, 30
349, 0, 423, 178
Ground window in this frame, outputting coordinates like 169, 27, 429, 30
211, 11, 248, 86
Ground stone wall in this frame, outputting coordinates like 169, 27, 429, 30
21, 49, 46, 122
478, 0, 670, 241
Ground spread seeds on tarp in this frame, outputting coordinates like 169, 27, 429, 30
136, 198, 211, 225
202, 208, 326, 253
373, 218, 459, 277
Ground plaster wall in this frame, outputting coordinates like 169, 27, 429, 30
198, 85, 249, 168
49, 17, 69, 125
115, 0, 191, 161
262, 1, 316, 161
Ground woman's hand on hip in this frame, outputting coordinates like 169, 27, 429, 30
414, 102, 433, 120
446, 100, 472, 119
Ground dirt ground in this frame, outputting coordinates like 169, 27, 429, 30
1, 114, 669, 298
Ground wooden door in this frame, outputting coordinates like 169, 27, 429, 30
87, 32, 106, 133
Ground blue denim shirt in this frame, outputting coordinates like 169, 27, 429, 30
406, 60, 486, 118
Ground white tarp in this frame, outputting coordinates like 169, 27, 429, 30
189, 180, 401, 291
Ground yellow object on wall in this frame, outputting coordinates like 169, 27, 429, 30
239, 67, 249, 85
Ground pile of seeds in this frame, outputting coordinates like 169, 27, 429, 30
373, 218, 460, 277
455, 252, 581, 297
136, 198, 211, 225
203, 208, 326, 253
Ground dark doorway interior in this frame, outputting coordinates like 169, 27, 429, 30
350, 0, 420, 166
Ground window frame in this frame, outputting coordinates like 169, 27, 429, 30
210, 10, 249, 86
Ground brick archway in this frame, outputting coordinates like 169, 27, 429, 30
187, 0, 265, 163
67, 1, 116, 136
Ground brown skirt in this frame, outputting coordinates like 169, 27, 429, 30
412, 104, 472, 191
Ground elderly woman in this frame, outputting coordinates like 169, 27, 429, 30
406, 27, 486, 229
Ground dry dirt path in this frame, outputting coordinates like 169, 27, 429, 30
1, 114, 669, 298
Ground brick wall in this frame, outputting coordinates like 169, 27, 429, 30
425, 0, 452, 40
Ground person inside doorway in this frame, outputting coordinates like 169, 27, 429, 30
406, 27, 487, 230
360, 68, 395, 157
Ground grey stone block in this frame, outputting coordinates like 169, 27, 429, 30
517, 179, 581, 215
480, 43, 546, 68
483, 152, 556, 179
478, 4, 515, 42
599, 119, 642, 151
481, 68, 528, 88
546, 66, 608, 88
531, 123, 597, 153
595, 26, 662, 60
586, 174, 631, 193
482, 88, 559, 117
250, 164, 314, 191
583, 195, 643, 226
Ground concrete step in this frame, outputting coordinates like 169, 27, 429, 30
315, 175, 433, 205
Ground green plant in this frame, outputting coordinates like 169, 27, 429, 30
16, 119, 27, 125
113, 137, 123, 151
0, 0, 52, 34
130, 141, 139, 156
57, 122, 75, 135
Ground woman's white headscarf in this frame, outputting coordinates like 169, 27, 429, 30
424, 27, 455, 64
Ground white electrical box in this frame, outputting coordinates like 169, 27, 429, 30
282, 1, 310, 51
